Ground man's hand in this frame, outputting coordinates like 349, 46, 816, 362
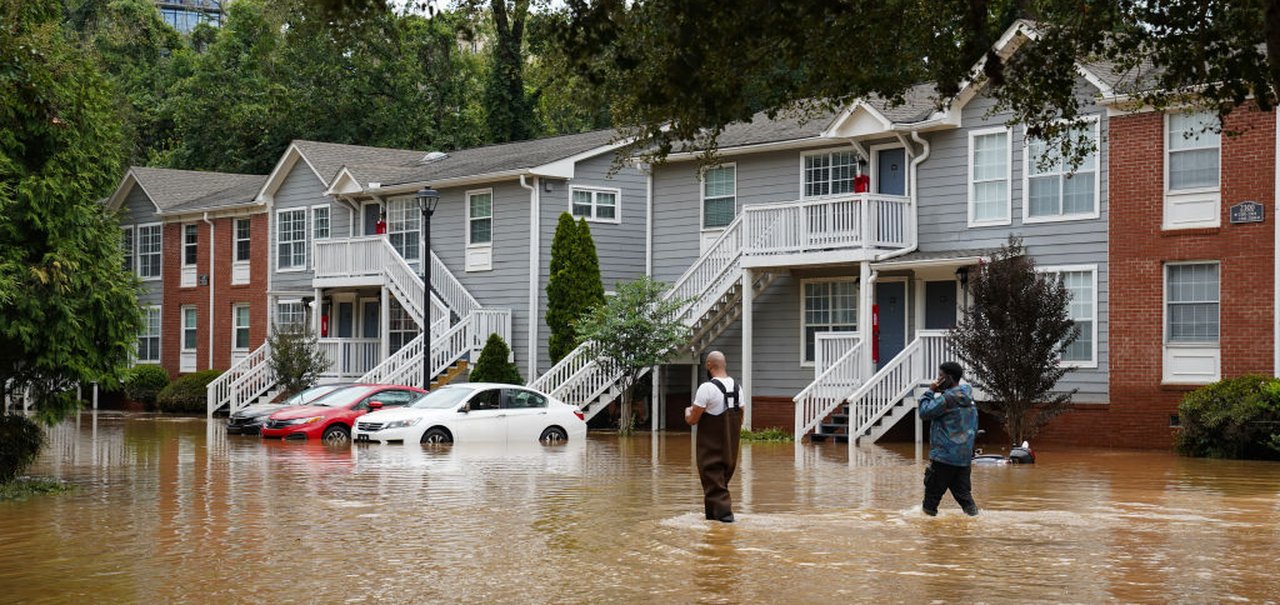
685, 405, 703, 426
930, 379, 944, 393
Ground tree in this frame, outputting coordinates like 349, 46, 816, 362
948, 237, 1079, 443
1, 0, 142, 477
478, 0, 538, 142
469, 333, 523, 384
545, 213, 604, 364
574, 276, 689, 434
268, 324, 331, 396
552, 0, 1279, 165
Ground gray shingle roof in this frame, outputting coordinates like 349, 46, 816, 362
130, 167, 266, 212
376, 129, 621, 187
1083, 56, 1162, 96
709, 108, 840, 149
163, 175, 269, 214
873, 248, 998, 268
867, 83, 944, 123
292, 140, 430, 186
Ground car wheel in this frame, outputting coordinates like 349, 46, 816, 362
539, 426, 568, 444
421, 427, 452, 445
321, 425, 350, 445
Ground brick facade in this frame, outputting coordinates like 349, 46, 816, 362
1039, 107, 1276, 448
159, 212, 269, 377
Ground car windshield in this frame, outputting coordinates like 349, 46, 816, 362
307, 386, 370, 408
409, 386, 474, 410
283, 384, 341, 406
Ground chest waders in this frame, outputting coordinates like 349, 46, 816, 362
696, 378, 744, 521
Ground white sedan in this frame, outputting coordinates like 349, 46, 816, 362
351, 383, 587, 445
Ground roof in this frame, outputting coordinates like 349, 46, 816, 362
120, 167, 267, 214
1082, 56, 1162, 97
873, 248, 997, 268
866, 83, 943, 123
374, 129, 621, 188
708, 107, 840, 149
291, 140, 429, 186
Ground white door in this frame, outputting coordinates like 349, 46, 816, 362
450, 388, 507, 442
502, 388, 551, 443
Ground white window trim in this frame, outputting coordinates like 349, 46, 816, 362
568, 185, 622, 224
465, 188, 494, 247
1162, 261, 1221, 384
120, 225, 135, 274
699, 163, 737, 233
181, 223, 198, 268
1037, 264, 1099, 368
799, 147, 860, 201
276, 208, 307, 273
232, 217, 251, 265
309, 204, 331, 270
1162, 111, 1223, 230
967, 126, 1013, 228
136, 222, 163, 282
798, 277, 859, 367
137, 305, 161, 364
232, 303, 251, 352
1021, 117, 1103, 224
868, 143, 906, 197
181, 305, 198, 353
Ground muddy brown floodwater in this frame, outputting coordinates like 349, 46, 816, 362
2, 412, 1279, 604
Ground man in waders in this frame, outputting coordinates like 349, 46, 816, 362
684, 351, 743, 523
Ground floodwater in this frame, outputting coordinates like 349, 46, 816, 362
3, 413, 1280, 604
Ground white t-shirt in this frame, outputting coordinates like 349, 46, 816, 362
693, 377, 738, 416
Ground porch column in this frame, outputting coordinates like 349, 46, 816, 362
92, 382, 98, 410
741, 268, 754, 431
380, 286, 390, 363
313, 288, 323, 335
859, 262, 876, 379
913, 277, 925, 335
650, 365, 659, 432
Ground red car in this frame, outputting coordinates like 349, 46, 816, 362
260, 384, 425, 444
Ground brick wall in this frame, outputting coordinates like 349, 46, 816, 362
1039, 107, 1276, 448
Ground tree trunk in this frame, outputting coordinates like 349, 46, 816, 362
618, 383, 633, 436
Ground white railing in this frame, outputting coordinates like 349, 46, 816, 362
740, 194, 912, 257
227, 352, 277, 416
430, 250, 480, 317
360, 333, 425, 387
314, 238, 475, 328
846, 330, 951, 442
314, 236, 386, 279
469, 309, 513, 353
318, 338, 381, 378
814, 332, 863, 377
357, 309, 512, 387
206, 342, 271, 417
793, 337, 866, 437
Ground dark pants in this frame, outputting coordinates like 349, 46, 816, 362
923, 460, 978, 515
696, 408, 742, 520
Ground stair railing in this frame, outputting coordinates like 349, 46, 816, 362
845, 330, 952, 442
793, 337, 865, 437
206, 341, 270, 418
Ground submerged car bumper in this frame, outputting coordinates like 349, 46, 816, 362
352, 422, 420, 444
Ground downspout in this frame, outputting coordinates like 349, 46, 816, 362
203, 212, 216, 369
643, 162, 653, 277
875, 130, 931, 262
1274, 110, 1279, 377
520, 174, 540, 381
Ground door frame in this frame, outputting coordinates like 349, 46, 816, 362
360, 200, 381, 236
869, 143, 908, 196
358, 296, 380, 339
875, 276, 910, 364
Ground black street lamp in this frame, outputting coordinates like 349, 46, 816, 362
415, 186, 440, 390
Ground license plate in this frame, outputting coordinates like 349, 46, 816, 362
355, 434, 370, 442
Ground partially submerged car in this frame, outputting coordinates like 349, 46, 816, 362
260, 384, 424, 444
352, 383, 586, 445
226, 383, 350, 435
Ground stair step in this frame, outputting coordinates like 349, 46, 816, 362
819, 423, 847, 434
809, 433, 849, 444
830, 414, 849, 424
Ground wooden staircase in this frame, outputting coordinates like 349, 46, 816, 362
431, 360, 469, 389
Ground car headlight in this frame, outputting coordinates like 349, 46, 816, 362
287, 416, 325, 426
383, 418, 422, 429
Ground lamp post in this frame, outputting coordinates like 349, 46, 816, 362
415, 186, 440, 390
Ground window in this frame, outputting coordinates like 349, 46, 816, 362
389, 300, 417, 354
1025, 121, 1100, 221
504, 389, 548, 409
120, 226, 134, 273
969, 128, 1011, 225
801, 280, 857, 363
137, 223, 162, 279
1041, 267, 1097, 366
183, 224, 198, 266
138, 306, 161, 362
467, 190, 493, 245
387, 198, 420, 261
804, 150, 856, 198
276, 302, 306, 329
468, 389, 502, 411
182, 306, 198, 352
233, 304, 251, 351
702, 165, 736, 229
276, 209, 307, 270
1166, 263, 1219, 343
312, 206, 330, 241
234, 218, 251, 263
1167, 112, 1220, 192
570, 187, 619, 222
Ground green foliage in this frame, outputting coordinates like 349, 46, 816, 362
469, 333, 523, 384
574, 276, 690, 433
546, 213, 604, 363
0, 477, 73, 501
1176, 375, 1280, 460
739, 427, 793, 443
123, 365, 170, 409
0, 415, 45, 483
480, 0, 537, 142
156, 369, 223, 414
949, 236, 1078, 443
269, 324, 331, 396
0, 0, 142, 426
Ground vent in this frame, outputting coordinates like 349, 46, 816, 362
418, 151, 448, 165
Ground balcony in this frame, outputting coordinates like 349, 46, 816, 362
317, 338, 381, 379
313, 236, 392, 288
739, 194, 913, 268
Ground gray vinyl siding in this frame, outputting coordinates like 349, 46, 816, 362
915, 80, 1109, 402
119, 186, 162, 307
532, 157, 649, 373
430, 180, 535, 374
269, 161, 333, 292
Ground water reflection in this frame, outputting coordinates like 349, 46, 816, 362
3, 411, 1280, 603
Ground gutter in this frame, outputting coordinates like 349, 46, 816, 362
874, 130, 931, 264
520, 174, 540, 381
642, 162, 653, 276
202, 212, 216, 369
1275, 110, 1279, 377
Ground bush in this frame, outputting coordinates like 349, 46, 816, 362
269, 324, 330, 396
740, 427, 794, 442
469, 333, 523, 384
1176, 375, 1280, 460
0, 415, 45, 483
124, 365, 170, 410
156, 370, 223, 414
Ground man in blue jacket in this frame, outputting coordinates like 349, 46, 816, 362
917, 361, 979, 516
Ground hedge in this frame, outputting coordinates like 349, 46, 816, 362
0, 415, 45, 483
1176, 375, 1280, 460
157, 370, 223, 414
124, 365, 170, 410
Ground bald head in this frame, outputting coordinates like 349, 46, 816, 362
705, 351, 726, 374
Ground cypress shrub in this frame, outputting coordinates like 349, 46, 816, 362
545, 213, 605, 364
469, 333, 523, 385
1176, 375, 1280, 460
156, 370, 223, 414
124, 365, 170, 410
0, 415, 45, 483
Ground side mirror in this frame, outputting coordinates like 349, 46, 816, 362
458, 403, 470, 414
368, 401, 384, 410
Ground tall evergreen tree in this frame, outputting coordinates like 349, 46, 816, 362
480, 0, 537, 142
545, 213, 604, 364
